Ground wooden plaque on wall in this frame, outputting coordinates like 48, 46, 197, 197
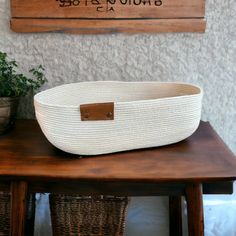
10, 0, 206, 34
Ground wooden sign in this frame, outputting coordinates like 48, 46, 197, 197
10, 0, 206, 34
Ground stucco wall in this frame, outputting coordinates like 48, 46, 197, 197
0, 0, 235, 153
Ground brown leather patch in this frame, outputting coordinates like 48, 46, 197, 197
80, 102, 114, 121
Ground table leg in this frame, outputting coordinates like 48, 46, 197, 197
25, 193, 36, 236
169, 196, 182, 236
185, 183, 204, 236
10, 181, 28, 236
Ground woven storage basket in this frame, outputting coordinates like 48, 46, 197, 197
34, 81, 203, 155
0, 193, 10, 236
49, 195, 129, 236
0, 192, 35, 236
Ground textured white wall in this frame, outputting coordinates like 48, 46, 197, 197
0, 0, 235, 154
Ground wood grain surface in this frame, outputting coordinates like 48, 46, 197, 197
25, 181, 233, 196
11, 0, 205, 18
0, 120, 235, 183
186, 183, 204, 236
169, 196, 182, 236
10, 18, 206, 34
10, 0, 206, 33
10, 181, 28, 236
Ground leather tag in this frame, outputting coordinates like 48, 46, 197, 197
80, 102, 114, 121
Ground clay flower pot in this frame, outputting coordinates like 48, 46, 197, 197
0, 97, 19, 134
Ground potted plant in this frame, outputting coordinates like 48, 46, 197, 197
0, 51, 47, 134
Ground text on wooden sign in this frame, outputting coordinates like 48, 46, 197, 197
56, 0, 163, 12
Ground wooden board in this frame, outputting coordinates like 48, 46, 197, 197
10, 18, 206, 34
10, 0, 206, 33
11, 0, 205, 18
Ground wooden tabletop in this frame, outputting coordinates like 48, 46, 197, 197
0, 120, 235, 183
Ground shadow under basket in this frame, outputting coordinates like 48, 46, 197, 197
49, 195, 129, 236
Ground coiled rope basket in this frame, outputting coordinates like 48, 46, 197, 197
34, 81, 203, 155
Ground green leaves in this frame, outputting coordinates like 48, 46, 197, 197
0, 51, 47, 97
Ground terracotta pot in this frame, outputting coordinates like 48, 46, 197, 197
0, 97, 19, 134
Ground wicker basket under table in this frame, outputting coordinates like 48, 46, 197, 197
49, 195, 129, 236
0, 193, 10, 236
0, 192, 35, 236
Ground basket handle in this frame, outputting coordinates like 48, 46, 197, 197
80, 102, 114, 121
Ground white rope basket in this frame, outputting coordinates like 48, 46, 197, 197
34, 81, 203, 155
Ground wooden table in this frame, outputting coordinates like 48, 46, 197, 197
0, 120, 236, 236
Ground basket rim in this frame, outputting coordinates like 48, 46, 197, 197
34, 81, 203, 109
